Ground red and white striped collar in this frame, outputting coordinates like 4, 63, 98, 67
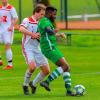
28, 16, 38, 24
0, 4, 12, 10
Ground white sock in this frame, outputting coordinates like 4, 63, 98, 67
6, 49, 12, 66
23, 70, 32, 86
32, 71, 45, 86
57, 67, 64, 74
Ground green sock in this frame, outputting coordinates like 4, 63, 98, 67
46, 67, 63, 83
63, 72, 72, 91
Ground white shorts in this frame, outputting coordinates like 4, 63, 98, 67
22, 47, 48, 67
0, 31, 14, 44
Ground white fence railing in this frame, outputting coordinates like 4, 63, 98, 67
68, 14, 100, 21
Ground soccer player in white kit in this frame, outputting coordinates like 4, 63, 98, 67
0, 0, 18, 69
19, 6, 50, 95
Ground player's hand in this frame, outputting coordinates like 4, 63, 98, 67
8, 26, 13, 32
54, 28, 59, 33
35, 33, 40, 39
31, 33, 40, 39
60, 33, 66, 39
14, 25, 20, 30
55, 33, 60, 37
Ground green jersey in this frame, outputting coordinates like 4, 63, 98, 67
38, 17, 57, 52
38, 17, 63, 64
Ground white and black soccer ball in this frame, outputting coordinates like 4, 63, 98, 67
73, 84, 86, 96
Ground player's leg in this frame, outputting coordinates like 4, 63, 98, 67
29, 51, 50, 94
23, 61, 36, 86
23, 61, 36, 95
29, 64, 50, 94
41, 57, 75, 96
0, 50, 3, 66
40, 48, 76, 96
40, 66, 63, 91
56, 58, 75, 96
22, 49, 36, 95
0, 34, 3, 66
3, 31, 13, 69
4, 43, 13, 69
40, 49, 64, 91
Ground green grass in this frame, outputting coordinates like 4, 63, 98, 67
0, 31, 100, 100
60, 30, 100, 47
0, 45, 100, 100
68, 0, 99, 15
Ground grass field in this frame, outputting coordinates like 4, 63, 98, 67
65, 30, 100, 46
0, 30, 100, 100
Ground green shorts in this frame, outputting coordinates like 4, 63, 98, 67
42, 47, 63, 64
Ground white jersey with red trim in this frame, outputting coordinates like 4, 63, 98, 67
21, 16, 48, 66
0, 4, 18, 33
21, 16, 39, 49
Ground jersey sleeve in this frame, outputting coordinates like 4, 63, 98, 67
20, 18, 29, 28
10, 7, 18, 18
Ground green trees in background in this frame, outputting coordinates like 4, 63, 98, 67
33, 0, 50, 7
95, 0, 100, 12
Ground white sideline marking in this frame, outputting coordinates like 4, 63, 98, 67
0, 72, 100, 80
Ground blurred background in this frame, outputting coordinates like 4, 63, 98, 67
1, 0, 100, 29
0, 0, 100, 46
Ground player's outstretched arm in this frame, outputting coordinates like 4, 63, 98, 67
19, 26, 40, 39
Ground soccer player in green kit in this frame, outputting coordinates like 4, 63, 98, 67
38, 6, 76, 96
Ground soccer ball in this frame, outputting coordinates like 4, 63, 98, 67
73, 84, 86, 96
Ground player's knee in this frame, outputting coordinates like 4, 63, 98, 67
45, 69, 50, 75
63, 65, 70, 72
5, 43, 11, 49
46, 69, 50, 75
29, 67, 36, 73
28, 62, 36, 73
41, 64, 50, 75
43, 68, 50, 75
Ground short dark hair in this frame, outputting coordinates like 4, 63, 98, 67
45, 6, 57, 14
33, 6, 45, 14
